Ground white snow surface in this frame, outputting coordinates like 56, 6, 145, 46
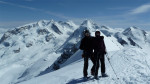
0, 20, 150, 84
19, 47, 150, 84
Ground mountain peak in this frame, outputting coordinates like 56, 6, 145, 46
129, 26, 139, 30
50, 19, 55, 23
123, 26, 146, 35
123, 26, 139, 34
80, 20, 99, 31
37, 20, 50, 27
81, 20, 93, 26
122, 26, 147, 45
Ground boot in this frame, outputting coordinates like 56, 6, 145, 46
83, 76, 88, 80
102, 73, 108, 77
94, 75, 99, 79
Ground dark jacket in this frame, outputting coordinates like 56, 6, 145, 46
79, 36, 93, 51
93, 36, 106, 53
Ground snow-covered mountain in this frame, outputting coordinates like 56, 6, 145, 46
100, 26, 149, 48
0, 20, 150, 84
0, 20, 78, 84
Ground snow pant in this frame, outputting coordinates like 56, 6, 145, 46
94, 52, 105, 76
83, 51, 95, 77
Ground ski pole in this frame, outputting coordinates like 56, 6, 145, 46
106, 54, 119, 79
106, 54, 122, 84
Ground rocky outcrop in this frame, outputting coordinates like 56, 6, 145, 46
52, 44, 78, 70
45, 34, 53, 42
37, 29, 50, 35
13, 48, 20, 53
26, 42, 33, 48
51, 24, 62, 34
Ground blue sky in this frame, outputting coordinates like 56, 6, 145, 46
0, 0, 150, 30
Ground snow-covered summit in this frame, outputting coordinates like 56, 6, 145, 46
123, 26, 147, 36
36, 20, 50, 27
122, 26, 147, 46
80, 20, 99, 30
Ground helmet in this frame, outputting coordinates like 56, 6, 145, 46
84, 30, 90, 34
95, 31, 100, 36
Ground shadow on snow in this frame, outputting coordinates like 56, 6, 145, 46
66, 76, 94, 84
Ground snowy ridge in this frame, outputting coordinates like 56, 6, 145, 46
19, 47, 150, 84
0, 28, 8, 39
0, 20, 150, 84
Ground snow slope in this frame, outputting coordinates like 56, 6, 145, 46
19, 46, 150, 84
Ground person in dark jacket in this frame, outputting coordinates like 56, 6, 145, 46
93, 31, 108, 79
79, 30, 95, 79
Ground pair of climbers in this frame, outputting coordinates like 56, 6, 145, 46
79, 30, 108, 79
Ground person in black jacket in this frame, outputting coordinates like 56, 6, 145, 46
93, 31, 108, 79
79, 30, 95, 79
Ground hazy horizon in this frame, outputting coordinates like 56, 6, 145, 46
0, 0, 150, 30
